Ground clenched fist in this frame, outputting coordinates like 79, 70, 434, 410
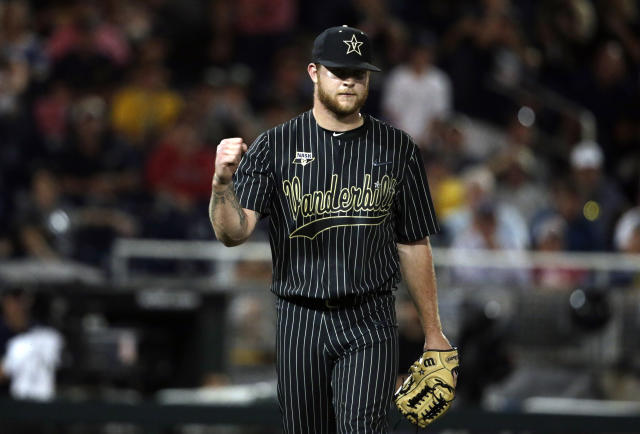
213, 138, 248, 186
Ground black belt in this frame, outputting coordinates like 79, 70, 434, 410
280, 291, 392, 311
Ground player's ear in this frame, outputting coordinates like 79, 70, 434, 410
308, 63, 319, 84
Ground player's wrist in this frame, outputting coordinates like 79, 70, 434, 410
212, 174, 232, 190
423, 329, 450, 351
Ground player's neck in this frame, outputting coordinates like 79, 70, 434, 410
312, 102, 364, 132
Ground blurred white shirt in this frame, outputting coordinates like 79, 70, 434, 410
382, 65, 451, 145
3, 326, 63, 401
450, 224, 531, 287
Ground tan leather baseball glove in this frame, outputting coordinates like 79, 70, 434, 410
393, 348, 459, 428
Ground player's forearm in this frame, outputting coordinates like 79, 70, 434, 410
209, 179, 250, 246
397, 238, 444, 338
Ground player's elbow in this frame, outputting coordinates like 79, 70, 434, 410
214, 231, 248, 247
219, 237, 246, 247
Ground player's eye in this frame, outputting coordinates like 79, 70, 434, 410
350, 70, 367, 80
328, 67, 366, 80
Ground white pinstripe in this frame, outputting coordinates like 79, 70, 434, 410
313, 118, 322, 298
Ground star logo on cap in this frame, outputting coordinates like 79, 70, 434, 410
343, 34, 363, 56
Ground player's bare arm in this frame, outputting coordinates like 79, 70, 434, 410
209, 137, 259, 246
397, 236, 452, 351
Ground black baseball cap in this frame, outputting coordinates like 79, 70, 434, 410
311, 25, 381, 72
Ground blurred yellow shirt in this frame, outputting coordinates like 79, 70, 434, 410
111, 86, 183, 144
435, 177, 465, 219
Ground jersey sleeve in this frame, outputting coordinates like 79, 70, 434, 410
394, 143, 440, 242
232, 133, 273, 216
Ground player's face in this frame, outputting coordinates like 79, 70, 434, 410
315, 65, 369, 117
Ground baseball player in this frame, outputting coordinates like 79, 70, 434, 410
209, 25, 453, 433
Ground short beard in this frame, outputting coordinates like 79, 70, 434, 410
316, 77, 368, 117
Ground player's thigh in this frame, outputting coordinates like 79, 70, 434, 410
332, 320, 399, 434
276, 299, 336, 434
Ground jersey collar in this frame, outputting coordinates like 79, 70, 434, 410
312, 110, 370, 142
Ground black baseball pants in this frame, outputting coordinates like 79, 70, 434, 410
275, 292, 399, 434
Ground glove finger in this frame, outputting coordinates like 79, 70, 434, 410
426, 376, 456, 401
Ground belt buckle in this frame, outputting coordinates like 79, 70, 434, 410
324, 299, 339, 309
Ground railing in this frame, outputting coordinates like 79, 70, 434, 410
111, 238, 640, 286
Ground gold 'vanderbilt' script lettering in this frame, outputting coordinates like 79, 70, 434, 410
282, 174, 397, 219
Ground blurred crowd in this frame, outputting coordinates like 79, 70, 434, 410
1, 1, 640, 420
0, 0, 639, 289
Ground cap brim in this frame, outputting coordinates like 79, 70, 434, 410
314, 59, 381, 72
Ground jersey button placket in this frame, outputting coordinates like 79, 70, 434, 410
328, 135, 346, 299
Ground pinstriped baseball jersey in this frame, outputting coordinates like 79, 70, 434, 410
233, 110, 439, 299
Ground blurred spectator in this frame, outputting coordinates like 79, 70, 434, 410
144, 119, 216, 239
382, 31, 452, 147
47, 1, 130, 92
14, 169, 137, 266
423, 153, 465, 226
593, 4, 640, 193
422, 116, 479, 172
53, 95, 143, 207
444, 165, 529, 249
0, 53, 28, 117
569, 140, 628, 250
0, 0, 49, 82
47, 1, 130, 66
531, 214, 588, 290
610, 99, 640, 201
146, 120, 215, 205
612, 206, 640, 286
106, 0, 154, 45
389, 1, 462, 37
0, 51, 40, 217
490, 114, 548, 181
621, 219, 640, 255
441, 0, 526, 122
614, 206, 640, 253
532, 177, 599, 252
204, 0, 236, 67
14, 169, 72, 261
200, 65, 260, 144
148, 0, 211, 86
492, 146, 550, 225
571, 41, 637, 169
33, 82, 72, 152
536, 0, 596, 82
0, 288, 33, 393
135, 33, 170, 67
233, 0, 296, 71
111, 62, 183, 146
595, 0, 640, 65
258, 45, 310, 114
235, 0, 296, 37
450, 198, 531, 287
0, 287, 63, 401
